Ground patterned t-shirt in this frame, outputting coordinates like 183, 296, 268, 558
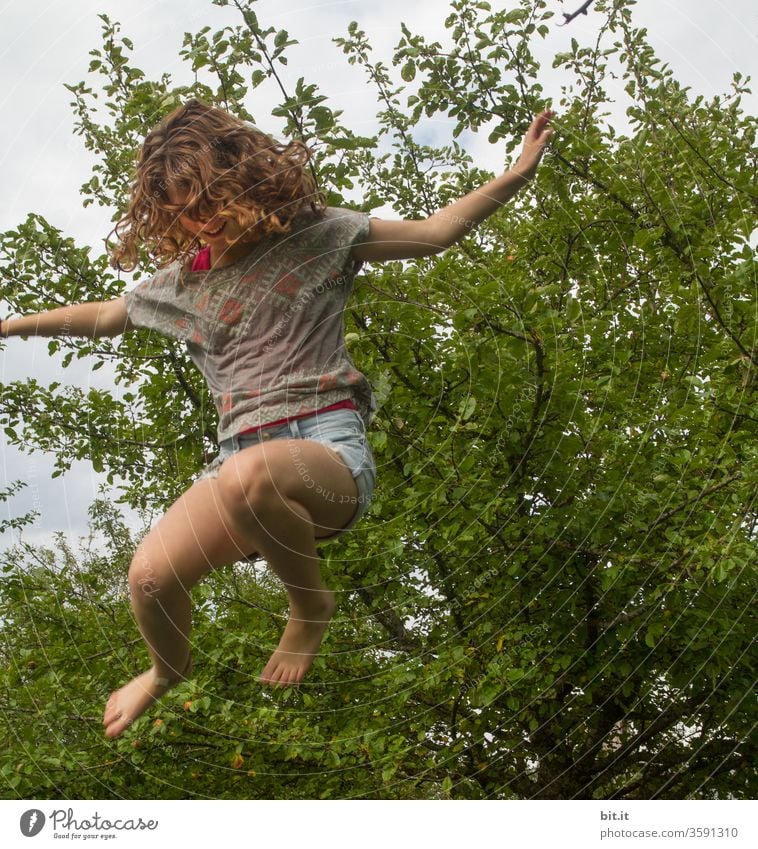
123, 206, 377, 443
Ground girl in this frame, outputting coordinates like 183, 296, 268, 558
0, 99, 554, 740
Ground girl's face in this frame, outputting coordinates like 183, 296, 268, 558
166, 185, 245, 247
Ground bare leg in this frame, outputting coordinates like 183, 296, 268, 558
215, 438, 362, 688
235, 493, 337, 689
103, 437, 360, 737
103, 477, 265, 739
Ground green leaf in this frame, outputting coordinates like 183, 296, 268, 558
504, 9, 527, 25
459, 396, 477, 421
401, 62, 416, 82
566, 295, 581, 323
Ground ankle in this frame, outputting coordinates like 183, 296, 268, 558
153, 654, 193, 688
288, 588, 336, 619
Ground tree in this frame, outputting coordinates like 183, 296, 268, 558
1, 0, 755, 799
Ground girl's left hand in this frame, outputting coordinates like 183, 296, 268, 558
514, 108, 555, 179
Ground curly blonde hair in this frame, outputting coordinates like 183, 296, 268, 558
107, 98, 327, 271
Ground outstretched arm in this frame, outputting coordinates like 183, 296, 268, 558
0, 296, 135, 340
352, 109, 555, 262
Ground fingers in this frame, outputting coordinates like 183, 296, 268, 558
532, 109, 555, 142
537, 108, 555, 128
527, 109, 554, 139
517, 109, 555, 173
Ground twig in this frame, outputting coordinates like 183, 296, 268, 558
559, 1, 595, 27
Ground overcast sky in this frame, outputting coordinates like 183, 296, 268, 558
1, 0, 756, 557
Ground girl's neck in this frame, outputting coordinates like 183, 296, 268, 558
207, 238, 260, 270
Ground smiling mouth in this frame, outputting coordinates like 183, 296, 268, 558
203, 221, 226, 237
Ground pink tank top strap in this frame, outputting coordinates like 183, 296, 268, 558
191, 245, 212, 271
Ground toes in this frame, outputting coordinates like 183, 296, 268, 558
269, 664, 287, 688
261, 662, 287, 687
258, 668, 275, 687
259, 658, 292, 688
102, 694, 120, 726
259, 659, 308, 688
286, 666, 304, 688
278, 666, 303, 689
103, 709, 124, 733
104, 714, 132, 740
103, 705, 132, 739
258, 662, 276, 686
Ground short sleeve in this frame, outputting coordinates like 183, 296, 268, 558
123, 263, 194, 343
335, 207, 371, 276
301, 206, 370, 279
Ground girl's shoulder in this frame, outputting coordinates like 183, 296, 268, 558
154, 260, 186, 284
130, 260, 188, 299
297, 204, 369, 238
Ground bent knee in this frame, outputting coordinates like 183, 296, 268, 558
216, 454, 281, 518
128, 548, 179, 600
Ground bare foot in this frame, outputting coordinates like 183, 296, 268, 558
258, 592, 336, 688
102, 655, 193, 740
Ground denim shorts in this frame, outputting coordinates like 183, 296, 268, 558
194, 407, 377, 542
